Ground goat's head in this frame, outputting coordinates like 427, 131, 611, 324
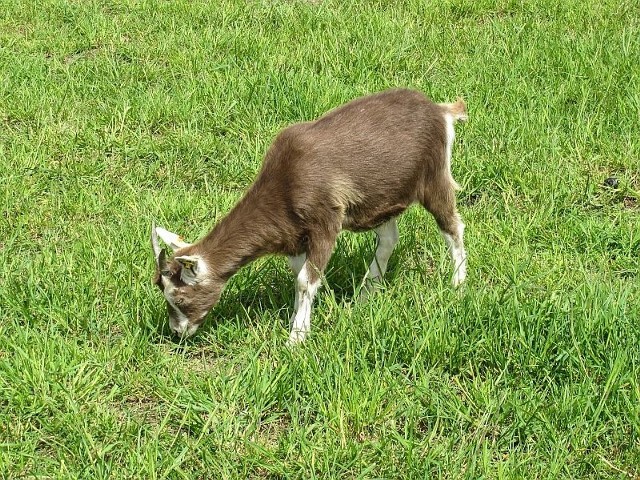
151, 224, 221, 338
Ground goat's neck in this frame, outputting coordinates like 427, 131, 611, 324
199, 190, 280, 280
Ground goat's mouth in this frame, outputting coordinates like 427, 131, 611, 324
168, 311, 206, 338
169, 320, 201, 338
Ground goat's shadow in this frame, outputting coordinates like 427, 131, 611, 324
147, 232, 410, 345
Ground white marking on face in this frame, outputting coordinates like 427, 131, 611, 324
161, 276, 195, 337
288, 261, 320, 345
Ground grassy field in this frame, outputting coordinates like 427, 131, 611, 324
1, 0, 639, 477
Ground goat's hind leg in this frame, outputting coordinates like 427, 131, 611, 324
359, 217, 399, 301
421, 179, 467, 287
441, 217, 466, 287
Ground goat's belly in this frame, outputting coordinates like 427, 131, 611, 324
342, 202, 410, 232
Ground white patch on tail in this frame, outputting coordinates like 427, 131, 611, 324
439, 99, 468, 122
443, 113, 461, 191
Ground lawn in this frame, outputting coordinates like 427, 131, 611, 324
1, 0, 639, 478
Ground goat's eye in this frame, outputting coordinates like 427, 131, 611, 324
161, 269, 171, 277
175, 298, 185, 306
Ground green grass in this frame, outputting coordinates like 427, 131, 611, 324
1, 0, 639, 477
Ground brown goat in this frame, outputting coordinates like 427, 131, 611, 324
151, 88, 468, 344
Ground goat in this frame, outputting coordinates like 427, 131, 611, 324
151, 88, 468, 344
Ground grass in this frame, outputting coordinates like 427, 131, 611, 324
1, 0, 639, 477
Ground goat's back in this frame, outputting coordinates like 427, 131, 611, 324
259, 89, 451, 231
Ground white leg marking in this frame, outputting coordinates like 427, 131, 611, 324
287, 254, 306, 321
442, 222, 467, 287
360, 218, 399, 300
288, 261, 320, 345
441, 114, 465, 286
287, 254, 306, 276
368, 219, 399, 280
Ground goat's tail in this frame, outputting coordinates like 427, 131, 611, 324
439, 98, 468, 122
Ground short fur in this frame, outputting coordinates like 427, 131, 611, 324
152, 88, 468, 340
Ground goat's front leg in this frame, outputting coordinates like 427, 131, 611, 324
360, 218, 399, 301
421, 184, 467, 287
287, 253, 306, 326
288, 262, 321, 345
287, 230, 337, 345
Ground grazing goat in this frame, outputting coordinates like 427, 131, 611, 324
151, 88, 468, 344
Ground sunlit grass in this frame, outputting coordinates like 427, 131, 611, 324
1, 0, 639, 478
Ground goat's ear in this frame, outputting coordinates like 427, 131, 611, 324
151, 222, 162, 266
158, 250, 169, 273
155, 226, 192, 251
151, 222, 171, 268
175, 255, 206, 285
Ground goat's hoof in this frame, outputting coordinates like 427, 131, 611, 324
452, 272, 467, 288
358, 279, 382, 303
357, 288, 370, 303
286, 329, 308, 347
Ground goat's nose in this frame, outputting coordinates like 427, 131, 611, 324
170, 322, 199, 338
182, 323, 199, 338
169, 320, 185, 336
